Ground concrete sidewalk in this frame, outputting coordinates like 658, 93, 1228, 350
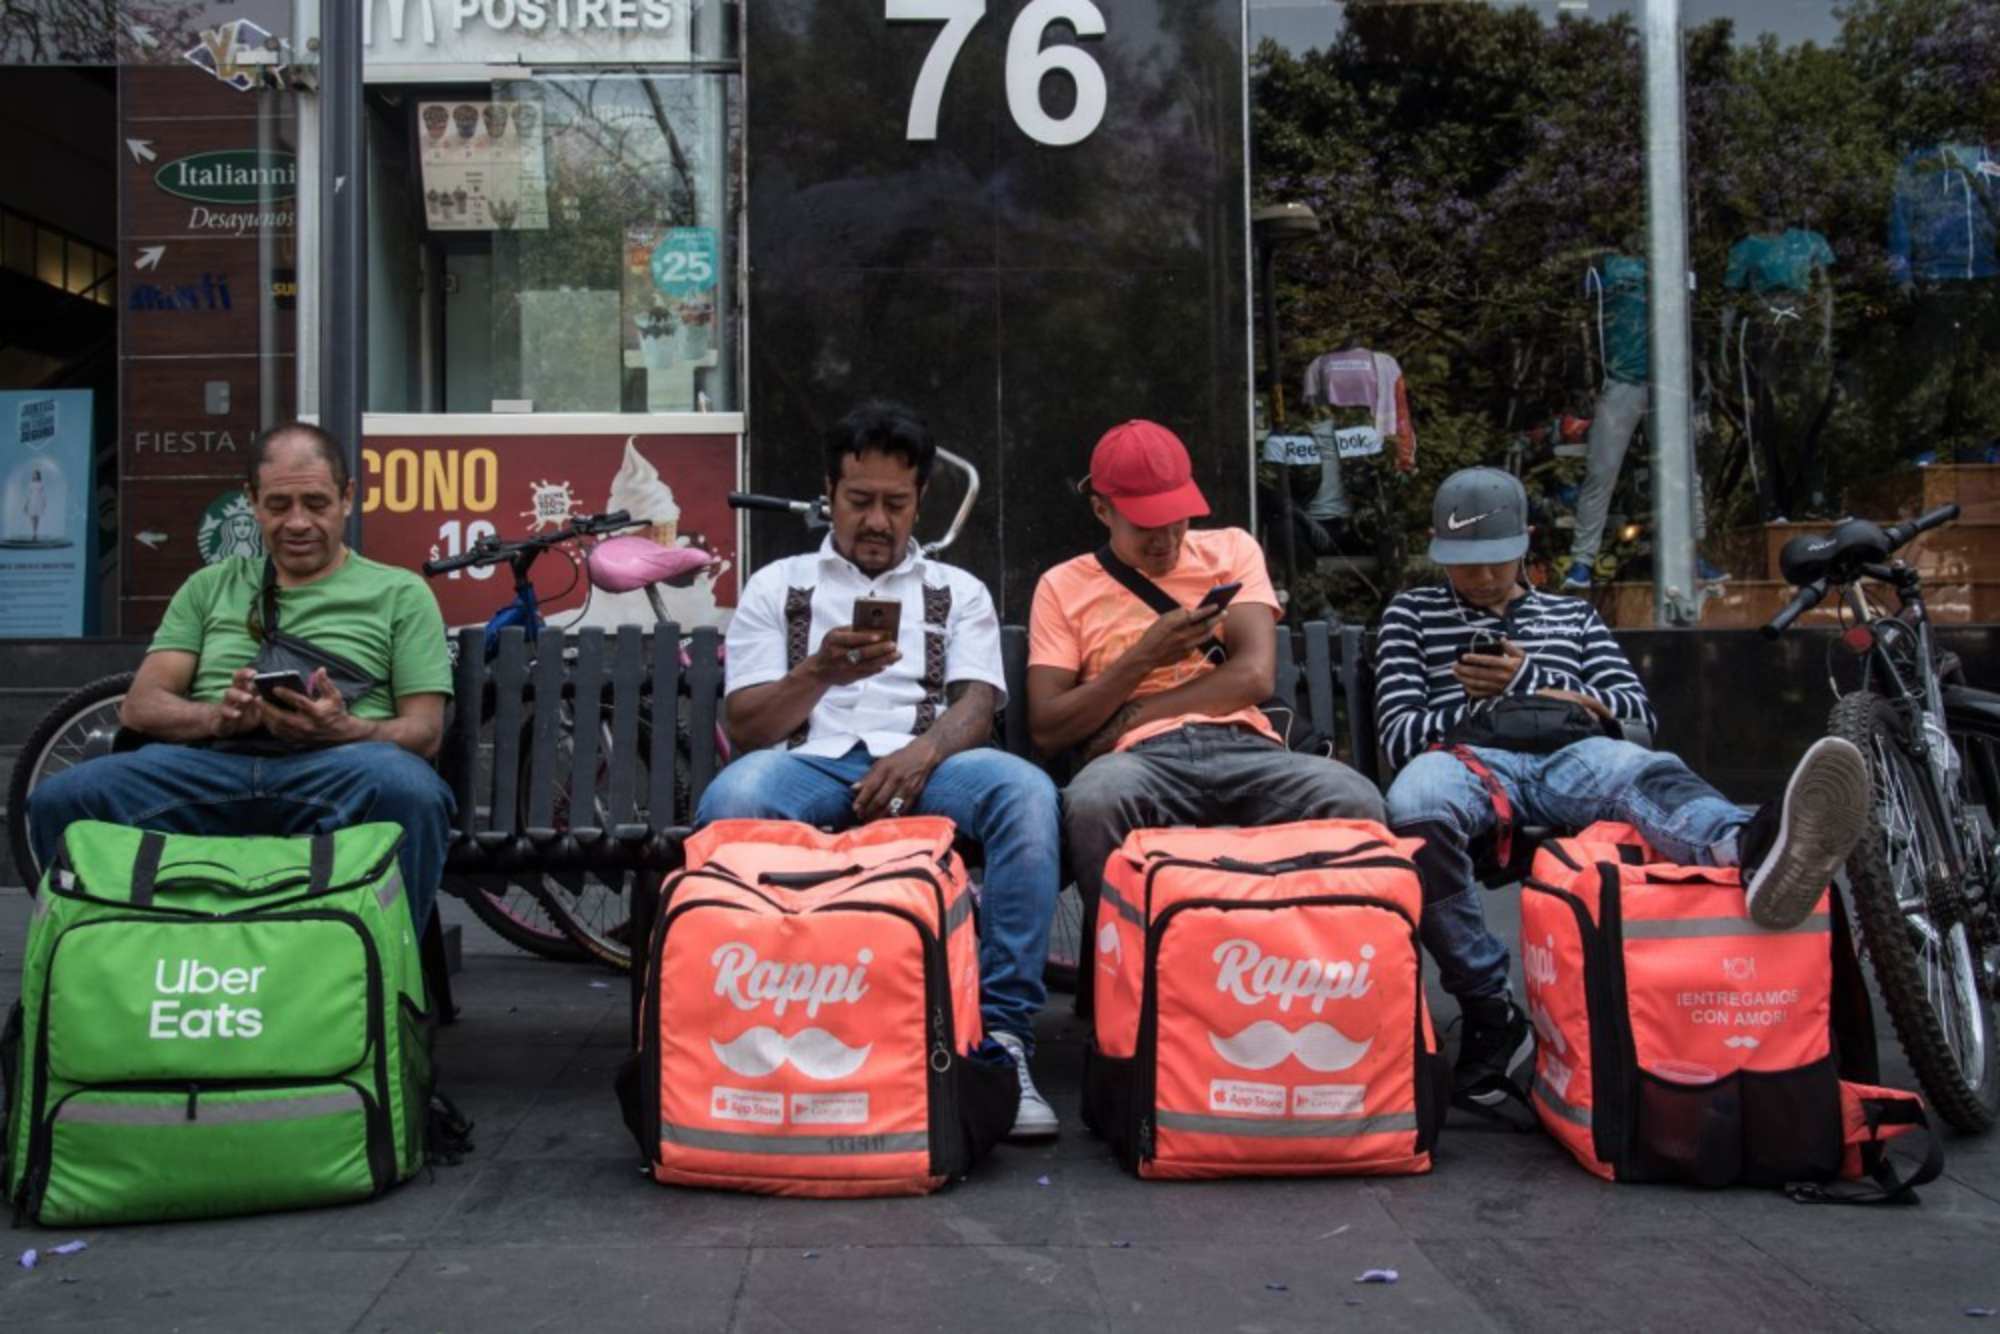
2, 886, 1998, 1334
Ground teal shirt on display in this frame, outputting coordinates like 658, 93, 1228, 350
1724, 229, 1835, 297
1589, 253, 1649, 386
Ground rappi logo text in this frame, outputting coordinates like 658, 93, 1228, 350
711, 942, 871, 1019
147, 957, 267, 1039
1211, 939, 1375, 1014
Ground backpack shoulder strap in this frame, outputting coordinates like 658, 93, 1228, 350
1093, 545, 1224, 659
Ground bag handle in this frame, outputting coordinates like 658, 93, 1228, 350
130, 831, 168, 908
309, 833, 336, 895
1787, 1094, 1944, 1206
758, 865, 865, 890
1209, 844, 1392, 876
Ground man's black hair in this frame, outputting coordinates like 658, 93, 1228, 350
247, 421, 350, 492
825, 401, 936, 490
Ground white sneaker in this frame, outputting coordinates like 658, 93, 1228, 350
1743, 737, 1870, 930
992, 1031, 1058, 1140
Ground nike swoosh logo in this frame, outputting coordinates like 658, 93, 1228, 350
1446, 510, 1494, 532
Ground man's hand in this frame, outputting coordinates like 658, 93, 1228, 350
852, 737, 941, 821
259, 669, 366, 748
1537, 687, 1613, 722
808, 626, 900, 688
1454, 638, 1527, 700
1122, 605, 1225, 675
213, 667, 267, 738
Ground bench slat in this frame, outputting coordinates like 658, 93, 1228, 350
567, 630, 606, 847
449, 629, 484, 846
486, 628, 529, 845
686, 626, 722, 812
523, 637, 565, 836
1338, 624, 1379, 783
648, 623, 683, 829
1303, 622, 1335, 746
1001, 626, 1030, 759
607, 627, 645, 832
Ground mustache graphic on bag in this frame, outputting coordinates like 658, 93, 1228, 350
708, 1026, 874, 1081
1207, 1019, 1375, 1073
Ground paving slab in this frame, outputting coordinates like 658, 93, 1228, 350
732, 1244, 1102, 1334
0, 1247, 411, 1333
357, 1244, 750, 1333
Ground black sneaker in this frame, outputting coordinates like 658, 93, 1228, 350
1740, 737, 1870, 931
1455, 996, 1533, 1106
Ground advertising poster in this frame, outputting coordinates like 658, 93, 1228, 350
358, 430, 738, 631
0, 391, 95, 638
417, 98, 550, 232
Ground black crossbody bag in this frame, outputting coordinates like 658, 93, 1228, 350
1092, 546, 1333, 757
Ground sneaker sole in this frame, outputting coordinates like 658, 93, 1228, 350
1007, 1119, 1060, 1142
1745, 736, 1870, 930
1457, 1024, 1537, 1106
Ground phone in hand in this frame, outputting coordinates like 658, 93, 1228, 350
1463, 629, 1505, 661
851, 596, 903, 640
1196, 581, 1244, 614
252, 669, 311, 703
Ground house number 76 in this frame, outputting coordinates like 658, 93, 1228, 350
887, 0, 1108, 147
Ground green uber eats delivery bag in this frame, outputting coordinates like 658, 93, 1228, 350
2, 821, 438, 1226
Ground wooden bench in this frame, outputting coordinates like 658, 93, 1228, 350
436, 619, 1384, 885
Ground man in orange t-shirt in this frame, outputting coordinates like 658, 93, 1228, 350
1027, 421, 1384, 1002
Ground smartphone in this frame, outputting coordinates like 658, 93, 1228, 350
1463, 629, 1505, 660
851, 596, 903, 640
1196, 581, 1244, 614
252, 669, 311, 702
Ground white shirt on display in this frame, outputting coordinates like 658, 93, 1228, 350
723, 537, 1008, 759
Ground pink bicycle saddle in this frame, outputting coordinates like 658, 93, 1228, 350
588, 535, 715, 593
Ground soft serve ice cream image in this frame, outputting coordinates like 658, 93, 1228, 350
573, 438, 730, 633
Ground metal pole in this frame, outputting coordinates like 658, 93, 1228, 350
318, 0, 365, 546
1643, 0, 1697, 626
1260, 240, 1298, 592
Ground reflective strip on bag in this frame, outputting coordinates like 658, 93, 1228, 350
1622, 912, 1830, 940
56, 1088, 363, 1127
377, 869, 405, 911
943, 891, 974, 934
1154, 1110, 1419, 1139
1099, 880, 1146, 928
1532, 1076, 1593, 1129
659, 1122, 929, 1156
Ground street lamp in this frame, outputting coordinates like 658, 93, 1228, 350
1252, 201, 1321, 593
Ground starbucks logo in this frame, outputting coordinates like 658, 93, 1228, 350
197, 491, 265, 565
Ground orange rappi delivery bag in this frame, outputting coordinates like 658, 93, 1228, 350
622, 819, 1016, 1197
1523, 824, 1939, 1197
1084, 820, 1448, 1179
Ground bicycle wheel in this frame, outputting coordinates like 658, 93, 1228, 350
6, 672, 135, 886
529, 702, 690, 973
1831, 691, 2000, 1132
1044, 882, 1085, 992
451, 870, 589, 962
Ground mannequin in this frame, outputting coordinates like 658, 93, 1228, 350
1887, 139, 2000, 463
1721, 218, 1837, 519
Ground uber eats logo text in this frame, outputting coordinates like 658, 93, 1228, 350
148, 958, 267, 1039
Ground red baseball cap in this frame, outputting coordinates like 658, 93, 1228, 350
1085, 420, 1211, 528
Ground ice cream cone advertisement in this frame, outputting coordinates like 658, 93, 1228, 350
357, 427, 738, 632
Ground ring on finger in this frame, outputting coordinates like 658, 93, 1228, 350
887, 795, 906, 816
844, 648, 862, 665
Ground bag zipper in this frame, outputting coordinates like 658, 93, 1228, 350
49, 833, 408, 911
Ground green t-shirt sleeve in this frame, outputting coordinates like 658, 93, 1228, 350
388, 576, 454, 700
149, 565, 216, 656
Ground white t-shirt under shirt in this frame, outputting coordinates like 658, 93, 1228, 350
723, 537, 1007, 759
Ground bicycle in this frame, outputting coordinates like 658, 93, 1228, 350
1764, 503, 2000, 1132
422, 508, 718, 969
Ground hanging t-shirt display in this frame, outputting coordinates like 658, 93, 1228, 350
1300, 348, 1415, 471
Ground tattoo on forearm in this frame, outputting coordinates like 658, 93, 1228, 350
923, 682, 999, 758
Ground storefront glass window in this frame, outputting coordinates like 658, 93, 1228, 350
368, 68, 740, 416
1251, 0, 1998, 628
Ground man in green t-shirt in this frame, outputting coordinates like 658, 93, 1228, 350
26, 422, 456, 927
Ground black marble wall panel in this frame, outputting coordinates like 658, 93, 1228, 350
744, 0, 1249, 618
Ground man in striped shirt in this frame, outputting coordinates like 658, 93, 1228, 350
1377, 468, 1869, 1104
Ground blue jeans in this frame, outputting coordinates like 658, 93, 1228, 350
26, 742, 454, 929
694, 744, 1062, 1052
1386, 736, 1749, 1004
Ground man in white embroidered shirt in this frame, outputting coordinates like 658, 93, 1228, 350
694, 401, 1062, 1140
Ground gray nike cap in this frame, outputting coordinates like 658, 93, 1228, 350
1429, 467, 1530, 565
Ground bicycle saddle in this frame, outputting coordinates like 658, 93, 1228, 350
1778, 518, 1891, 587
587, 535, 715, 593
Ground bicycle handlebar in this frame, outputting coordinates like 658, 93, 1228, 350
1761, 577, 1829, 640
420, 510, 638, 578
1883, 503, 1960, 553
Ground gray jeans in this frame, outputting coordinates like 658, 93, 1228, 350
1061, 722, 1386, 912
1571, 378, 1707, 565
